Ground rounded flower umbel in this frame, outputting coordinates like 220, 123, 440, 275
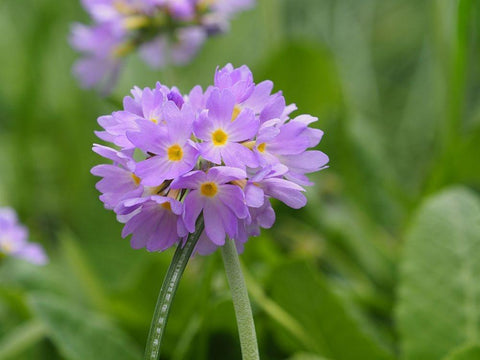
71, 0, 254, 92
92, 64, 329, 255
0, 207, 48, 265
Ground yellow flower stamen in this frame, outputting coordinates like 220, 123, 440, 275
167, 144, 183, 162
0, 240, 13, 254
131, 173, 141, 185
200, 182, 218, 197
241, 141, 255, 150
231, 179, 247, 189
197, 0, 216, 12
212, 129, 228, 146
161, 202, 172, 211
231, 105, 242, 121
257, 143, 266, 153
114, 0, 136, 14
123, 15, 150, 30
113, 41, 135, 57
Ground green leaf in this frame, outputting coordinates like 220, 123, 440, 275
397, 187, 480, 360
29, 294, 142, 360
289, 353, 330, 360
0, 320, 46, 360
443, 343, 480, 360
269, 261, 394, 360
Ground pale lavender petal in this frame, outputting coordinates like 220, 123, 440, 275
203, 200, 228, 245
221, 143, 258, 169
193, 111, 216, 140
244, 183, 264, 207
261, 178, 307, 209
225, 108, 259, 141
182, 191, 205, 232
218, 184, 248, 218
134, 156, 172, 186
206, 88, 235, 125
206, 166, 246, 183
194, 231, 219, 255
139, 36, 167, 69
198, 141, 222, 164
171, 170, 207, 190
259, 94, 285, 123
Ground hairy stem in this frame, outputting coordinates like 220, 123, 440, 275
144, 218, 204, 360
221, 238, 260, 360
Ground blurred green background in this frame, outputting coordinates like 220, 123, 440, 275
1, 0, 480, 359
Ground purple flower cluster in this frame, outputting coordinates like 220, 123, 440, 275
0, 208, 48, 265
71, 0, 253, 91
92, 64, 328, 255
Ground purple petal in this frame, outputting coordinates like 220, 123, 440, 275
206, 166, 246, 183
206, 88, 235, 125
218, 184, 248, 218
244, 184, 265, 207
261, 178, 307, 209
221, 143, 258, 169
171, 170, 207, 190
203, 200, 228, 245
182, 191, 205, 232
225, 108, 259, 141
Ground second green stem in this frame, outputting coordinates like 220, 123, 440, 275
221, 238, 260, 360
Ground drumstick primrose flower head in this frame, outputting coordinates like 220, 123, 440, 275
91, 64, 329, 254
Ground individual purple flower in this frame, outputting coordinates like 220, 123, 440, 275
91, 144, 143, 209
0, 208, 48, 265
244, 164, 306, 209
71, 0, 255, 92
70, 23, 125, 91
171, 167, 248, 245
92, 64, 328, 254
194, 89, 259, 169
96, 84, 182, 149
116, 195, 186, 251
127, 102, 200, 186
139, 27, 206, 68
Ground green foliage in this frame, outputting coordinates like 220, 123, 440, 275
397, 188, 480, 360
29, 294, 142, 360
443, 344, 480, 360
289, 353, 331, 360
0, 0, 480, 359
269, 261, 394, 360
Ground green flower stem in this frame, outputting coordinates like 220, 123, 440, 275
221, 238, 260, 360
144, 218, 204, 360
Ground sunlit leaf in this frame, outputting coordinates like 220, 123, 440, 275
397, 187, 480, 360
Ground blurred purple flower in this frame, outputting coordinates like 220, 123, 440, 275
0, 208, 48, 265
71, 0, 254, 92
92, 64, 328, 254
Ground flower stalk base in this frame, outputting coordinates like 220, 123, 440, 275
221, 238, 260, 360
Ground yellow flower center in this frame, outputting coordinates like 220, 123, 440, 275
113, 41, 135, 57
197, 0, 216, 11
231, 105, 242, 121
257, 143, 266, 153
131, 173, 141, 185
200, 182, 218, 197
212, 129, 228, 146
167, 144, 183, 161
0, 240, 13, 254
123, 15, 150, 30
161, 202, 172, 211
150, 117, 159, 124
114, 0, 135, 14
